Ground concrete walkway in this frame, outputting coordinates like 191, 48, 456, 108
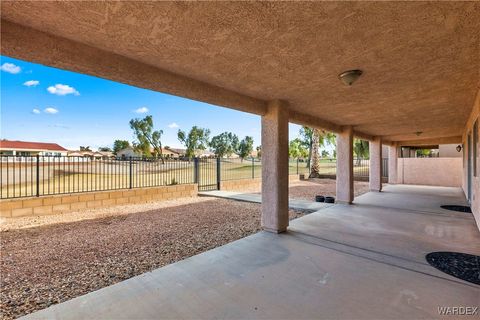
23, 185, 480, 319
199, 190, 334, 212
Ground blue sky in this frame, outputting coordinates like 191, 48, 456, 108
0, 55, 303, 151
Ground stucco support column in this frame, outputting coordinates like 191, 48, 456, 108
388, 144, 398, 184
261, 100, 289, 233
369, 137, 383, 192
336, 126, 354, 204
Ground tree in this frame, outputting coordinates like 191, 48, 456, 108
177, 126, 211, 159
299, 126, 336, 177
299, 127, 314, 168
129, 115, 164, 162
236, 136, 254, 161
416, 149, 431, 158
210, 132, 239, 158
80, 146, 91, 151
309, 129, 322, 178
113, 140, 130, 154
289, 138, 308, 159
98, 147, 112, 152
321, 150, 329, 158
353, 139, 369, 165
256, 145, 262, 159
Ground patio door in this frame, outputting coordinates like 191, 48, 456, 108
467, 132, 472, 203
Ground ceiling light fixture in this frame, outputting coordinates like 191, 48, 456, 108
415, 131, 423, 136
338, 69, 363, 86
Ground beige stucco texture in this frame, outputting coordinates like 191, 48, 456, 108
397, 158, 462, 188
1, 1, 479, 143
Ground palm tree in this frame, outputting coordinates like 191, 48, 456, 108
353, 139, 369, 165
309, 129, 321, 178
309, 129, 336, 178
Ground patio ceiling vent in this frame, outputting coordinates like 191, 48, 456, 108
338, 69, 363, 86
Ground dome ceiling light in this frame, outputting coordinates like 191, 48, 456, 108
338, 69, 363, 86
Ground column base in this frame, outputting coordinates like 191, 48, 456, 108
262, 226, 287, 234
335, 200, 353, 205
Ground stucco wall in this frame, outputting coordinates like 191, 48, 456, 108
462, 89, 479, 231
438, 144, 462, 158
0, 184, 197, 218
397, 158, 462, 187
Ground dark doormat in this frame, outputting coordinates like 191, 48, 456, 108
426, 252, 479, 285
440, 205, 472, 213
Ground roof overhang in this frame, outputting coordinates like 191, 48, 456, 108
1, 1, 479, 145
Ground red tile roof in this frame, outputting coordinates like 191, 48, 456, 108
0, 140, 67, 151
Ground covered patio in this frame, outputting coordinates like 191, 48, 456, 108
22, 185, 479, 319
1, 1, 479, 318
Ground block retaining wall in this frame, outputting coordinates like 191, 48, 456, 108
0, 184, 197, 218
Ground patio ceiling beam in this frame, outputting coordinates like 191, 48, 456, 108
0, 20, 267, 116
289, 111, 376, 141
353, 131, 374, 142
397, 136, 462, 146
289, 111, 342, 133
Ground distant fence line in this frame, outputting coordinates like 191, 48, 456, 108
0, 156, 387, 199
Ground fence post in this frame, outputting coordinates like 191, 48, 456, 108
36, 155, 40, 197
297, 158, 299, 175
194, 157, 199, 184
252, 157, 255, 178
216, 157, 221, 190
129, 158, 133, 189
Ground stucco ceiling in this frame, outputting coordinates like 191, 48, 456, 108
1, 1, 479, 142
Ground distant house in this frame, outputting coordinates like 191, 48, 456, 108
116, 146, 215, 159
116, 147, 142, 159
196, 149, 215, 158
67, 150, 94, 158
162, 147, 183, 159
98, 151, 115, 159
0, 140, 68, 156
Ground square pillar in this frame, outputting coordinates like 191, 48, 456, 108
336, 126, 354, 203
388, 145, 398, 184
261, 100, 289, 233
369, 137, 383, 192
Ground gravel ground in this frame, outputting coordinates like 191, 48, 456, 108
0, 196, 214, 232
288, 178, 370, 201
0, 198, 303, 320
241, 178, 370, 201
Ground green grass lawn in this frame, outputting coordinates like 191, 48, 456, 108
1, 160, 368, 198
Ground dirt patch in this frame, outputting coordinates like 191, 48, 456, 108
238, 178, 370, 201
0, 198, 303, 320
288, 178, 370, 201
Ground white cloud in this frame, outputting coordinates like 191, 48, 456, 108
32, 108, 41, 114
168, 122, 179, 128
134, 107, 149, 114
47, 84, 80, 96
1, 63, 21, 74
24, 80, 40, 87
44, 107, 59, 114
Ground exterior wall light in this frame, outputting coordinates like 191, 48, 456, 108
456, 145, 462, 152
338, 69, 363, 86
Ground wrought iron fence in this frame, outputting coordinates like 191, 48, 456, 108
0, 155, 194, 199
0, 155, 388, 199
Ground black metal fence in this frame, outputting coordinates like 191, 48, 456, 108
0, 155, 194, 199
0, 155, 388, 199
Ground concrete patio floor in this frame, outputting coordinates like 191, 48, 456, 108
23, 185, 479, 319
